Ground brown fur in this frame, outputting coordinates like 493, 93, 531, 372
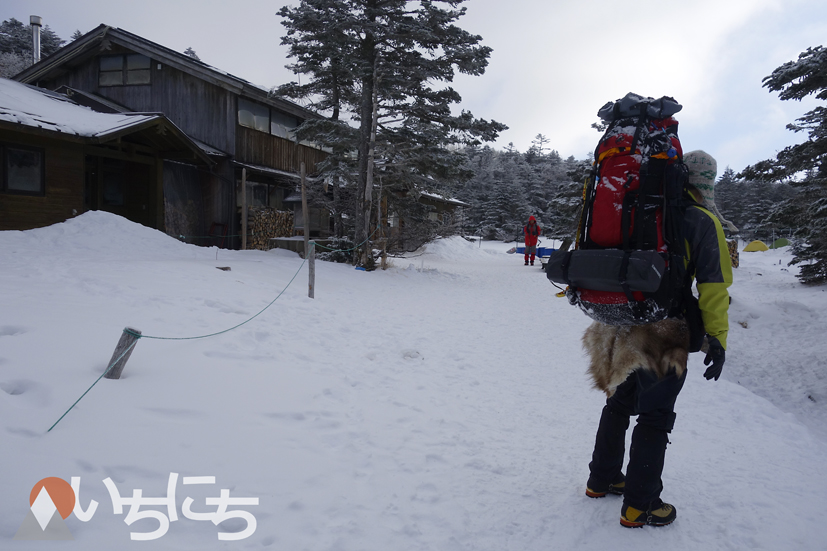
582, 319, 690, 397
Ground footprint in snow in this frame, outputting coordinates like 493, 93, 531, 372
0, 325, 28, 337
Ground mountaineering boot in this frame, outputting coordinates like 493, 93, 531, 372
623, 422, 669, 511
525, 260, 529, 265
620, 500, 677, 527
586, 474, 625, 498
587, 405, 630, 498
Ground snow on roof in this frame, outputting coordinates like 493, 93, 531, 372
0, 78, 160, 138
234, 161, 322, 183
420, 191, 469, 207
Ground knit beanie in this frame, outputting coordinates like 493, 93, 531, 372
684, 150, 739, 233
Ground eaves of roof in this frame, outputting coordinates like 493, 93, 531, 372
0, 104, 213, 167
233, 161, 322, 183
419, 191, 469, 207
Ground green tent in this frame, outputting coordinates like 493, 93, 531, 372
743, 240, 769, 252
770, 237, 791, 249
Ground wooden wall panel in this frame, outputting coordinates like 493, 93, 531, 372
45, 56, 235, 155
0, 132, 85, 231
235, 126, 327, 174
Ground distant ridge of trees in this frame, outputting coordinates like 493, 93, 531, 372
0, 17, 66, 78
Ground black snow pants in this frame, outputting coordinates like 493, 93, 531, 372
588, 366, 687, 510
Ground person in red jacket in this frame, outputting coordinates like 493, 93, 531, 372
523, 216, 541, 265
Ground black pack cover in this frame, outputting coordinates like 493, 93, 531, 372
548, 249, 666, 293
597, 92, 682, 123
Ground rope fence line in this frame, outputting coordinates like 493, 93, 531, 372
47, 226, 386, 432
48, 246, 312, 432
47, 339, 138, 433
135, 251, 309, 341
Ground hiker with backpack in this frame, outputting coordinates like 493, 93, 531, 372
546, 94, 733, 528
523, 216, 541, 265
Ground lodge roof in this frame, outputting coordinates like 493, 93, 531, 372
0, 77, 212, 165
14, 24, 320, 122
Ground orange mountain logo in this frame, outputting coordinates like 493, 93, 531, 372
14, 477, 75, 540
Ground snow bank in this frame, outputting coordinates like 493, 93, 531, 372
419, 236, 503, 259
2, 215, 827, 550
2, 211, 204, 260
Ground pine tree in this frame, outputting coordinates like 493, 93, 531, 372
184, 47, 200, 61
455, 143, 589, 243
545, 155, 589, 240
716, 165, 798, 238
0, 52, 28, 78
0, 18, 65, 77
714, 167, 741, 227
529, 133, 550, 156
0, 18, 65, 57
483, 156, 527, 240
741, 45, 827, 283
277, 0, 506, 262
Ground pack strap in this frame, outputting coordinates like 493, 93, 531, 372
618, 251, 635, 302
621, 190, 637, 251
629, 110, 647, 156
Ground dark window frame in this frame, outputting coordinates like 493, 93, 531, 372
237, 97, 271, 134
98, 53, 152, 87
1, 143, 46, 196
238, 97, 301, 138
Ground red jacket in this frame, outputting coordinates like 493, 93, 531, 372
524, 217, 541, 246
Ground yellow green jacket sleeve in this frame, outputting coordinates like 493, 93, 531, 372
683, 205, 733, 349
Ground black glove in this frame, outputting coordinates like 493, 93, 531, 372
703, 336, 725, 381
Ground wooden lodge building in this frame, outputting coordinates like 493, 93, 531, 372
5, 24, 327, 247
0, 79, 212, 231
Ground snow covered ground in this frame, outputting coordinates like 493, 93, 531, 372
2, 211, 827, 550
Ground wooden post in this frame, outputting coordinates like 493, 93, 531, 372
241, 168, 248, 250
104, 327, 141, 379
301, 162, 315, 299
309, 240, 315, 299
301, 162, 310, 258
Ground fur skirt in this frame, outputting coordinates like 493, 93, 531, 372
582, 318, 690, 397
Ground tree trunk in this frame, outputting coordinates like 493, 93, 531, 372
355, 76, 372, 263
355, 6, 377, 266
363, 55, 381, 264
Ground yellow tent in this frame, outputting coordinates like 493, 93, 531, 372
743, 240, 769, 252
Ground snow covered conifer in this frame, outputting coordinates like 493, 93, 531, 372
276, 0, 506, 261
742, 45, 827, 283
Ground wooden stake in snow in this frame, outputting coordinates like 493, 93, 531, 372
241, 168, 248, 251
301, 162, 315, 299
104, 327, 141, 379
309, 240, 315, 299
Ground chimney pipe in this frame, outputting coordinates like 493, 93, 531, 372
30, 15, 42, 64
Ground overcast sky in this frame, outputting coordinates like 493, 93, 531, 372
5, 0, 827, 173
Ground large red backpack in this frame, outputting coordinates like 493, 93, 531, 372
547, 93, 690, 326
